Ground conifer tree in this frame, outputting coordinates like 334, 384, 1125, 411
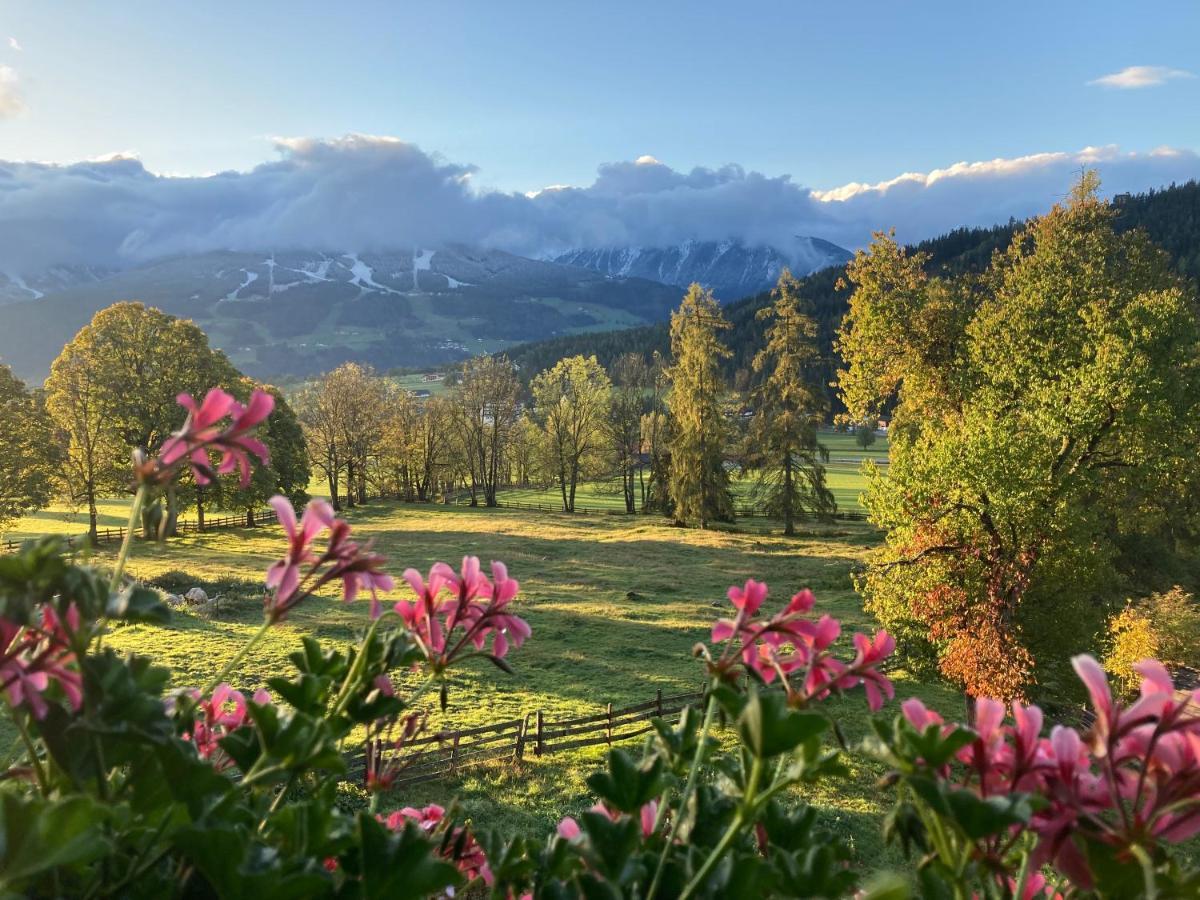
666, 285, 734, 527
745, 270, 835, 535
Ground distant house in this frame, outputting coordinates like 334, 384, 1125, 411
421, 372, 445, 382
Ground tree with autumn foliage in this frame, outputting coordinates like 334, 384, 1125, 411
836, 173, 1200, 701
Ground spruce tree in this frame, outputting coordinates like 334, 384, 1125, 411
745, 270, 835, 535
666, 284, 734, 528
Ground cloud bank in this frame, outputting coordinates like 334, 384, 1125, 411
1089, 65, 1194, 89
0, 135, 1198, 276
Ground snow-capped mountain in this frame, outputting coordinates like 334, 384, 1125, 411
555, 236, 852, 301
0, 264, 113, 305
0, 246, 682, 381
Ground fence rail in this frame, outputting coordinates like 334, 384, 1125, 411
361, 687, 706, 789
2, 507, 277, 554
453, 495, 870, 522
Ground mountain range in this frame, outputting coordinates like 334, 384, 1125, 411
554, 237, 851, 301
0, 236, 849, 383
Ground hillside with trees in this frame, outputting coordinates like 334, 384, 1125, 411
506, 179, 1200, 414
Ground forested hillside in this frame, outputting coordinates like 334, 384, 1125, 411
506, 180, 1200, 406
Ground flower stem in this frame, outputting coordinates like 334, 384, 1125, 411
14, 712, 49, 795
204, 618, 273, 694
108, 483, 148, 596
646, 691, 718, 900
679, 755, 765, 900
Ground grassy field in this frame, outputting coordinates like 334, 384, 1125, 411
83, 496, 960, 875
497, 430, 889, 513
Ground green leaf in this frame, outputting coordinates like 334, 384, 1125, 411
736, 688, 827, 759
585, 749, 664, 814
106, 585, 170, 624
350, 814, 460, 899
0, 793, 111, 889
943, 790, 1031, 840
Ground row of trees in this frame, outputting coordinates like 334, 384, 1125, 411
0, 302, 310, 542
296, 271, 837, 535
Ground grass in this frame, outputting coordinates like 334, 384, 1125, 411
82, 496, 960, 876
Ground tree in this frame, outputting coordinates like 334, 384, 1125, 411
45, 302, 236, 538
837, 174, 1200, 700
666, 285, 734, 528
607, 353, 650, 513
531, 355, 611, 512
639, 352, 671, 514
295, 363, 386, 510
45, 353, 122, 542
0, 368, 57, 534
854, 422, 878, 450
223, 384, 310, 526
744, 270, 835, 535
450, 356, 521, 507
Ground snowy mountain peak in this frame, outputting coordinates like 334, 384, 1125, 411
554, 236, 851, 301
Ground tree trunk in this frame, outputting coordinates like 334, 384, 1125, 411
164, 482, 179, 538
783, 455, 795, 537
87, 486, 98, 544
246, 508, 255, 527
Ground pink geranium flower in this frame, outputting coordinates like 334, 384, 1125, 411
706, 581, 893, 710
264, 495, 394, 622
152, 387, 274, 488
394, 556, 530, 672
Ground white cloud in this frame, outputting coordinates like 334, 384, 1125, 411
0, 136, 1197, 276
0, 65, 24, 117
7, 37, 20, 51
1088, 65, 1194, 89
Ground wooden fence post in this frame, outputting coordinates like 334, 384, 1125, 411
535, 710, 544, 757
606, 702, 613, 745
450, 734, 460, 775
655, 689, 663, 718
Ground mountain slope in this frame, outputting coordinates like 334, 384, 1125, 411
508, 181, 1200, 405
555, 237, 851, 301
0, 246, 683, 382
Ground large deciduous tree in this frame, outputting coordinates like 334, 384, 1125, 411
666, 285, 735, 528
744, 270, 835, 536
531, 355, 611, 513
837, 174, 1200, 701
46, 302, 235, 538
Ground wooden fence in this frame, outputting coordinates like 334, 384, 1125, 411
2, 507, 277, 554
453, 495, 869, 523
361, 688, 705, 789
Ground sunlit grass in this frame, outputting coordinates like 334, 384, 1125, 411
80, 499, 958, 875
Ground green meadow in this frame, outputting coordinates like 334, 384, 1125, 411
87, 495, 961, 874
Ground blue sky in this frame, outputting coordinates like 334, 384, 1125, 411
2, 0, 1198, 193
1, 1, 1199, 273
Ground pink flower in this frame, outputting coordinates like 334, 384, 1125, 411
394, 556, 530, 672
153, 387, 274, 488
184, 682, 268, 769
263, 495, 393, 622
557, 817, 581, 840
381, 805, 491, 884
266, 495, 334, 607
0, 605, 82, 720
707, 581, 894, 711
727, 579, 768, 615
